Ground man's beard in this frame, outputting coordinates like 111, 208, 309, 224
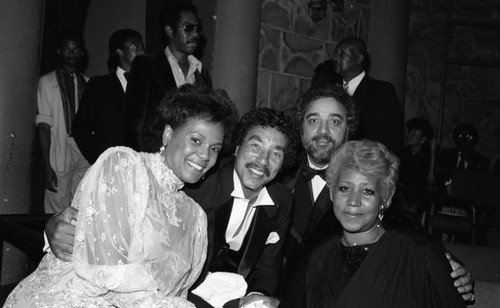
304, 133, 339, 166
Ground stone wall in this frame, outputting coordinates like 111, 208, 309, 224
256, 0, 372, 112
406, 0, 500, 164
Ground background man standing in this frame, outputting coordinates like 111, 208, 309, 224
37, 34, 89, 213
72, 29, 144, 164
333, 36, 403, 154
124, 2, 211, 151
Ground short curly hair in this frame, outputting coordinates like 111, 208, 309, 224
295, 84, 358, 140
326, 140, 400, 204
142, 84, 238, 153
235, 108, 299, 169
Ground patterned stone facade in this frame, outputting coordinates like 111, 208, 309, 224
406, 0, 500, 166
257, 0, 372, 111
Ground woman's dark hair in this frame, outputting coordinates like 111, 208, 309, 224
406, 117, 434, 140
234, 108, 299, 169
107, 29, 142, 72
142, 84, 238, 153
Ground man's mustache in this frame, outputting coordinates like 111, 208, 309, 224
312, 133, 335, 144
245, 162, 271, 177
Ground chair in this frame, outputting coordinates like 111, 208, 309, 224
428, 196, 476, 244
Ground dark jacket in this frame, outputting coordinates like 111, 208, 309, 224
123, 51, 211, 151
185, 158, 293, 296
352, 75, 403, 154
73, 73, 126, 163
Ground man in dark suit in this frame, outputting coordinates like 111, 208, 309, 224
123, 2, 211, 151
186, 108, 298, 308
436, 122, 490, 191
333, 36, 403, 154
72, 29, 144, 164
278, 85, 357, 306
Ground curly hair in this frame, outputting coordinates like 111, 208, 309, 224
142, 84, 238, 153
326, 140, 400, 204
295, 84, 358, 140
235, 108, 299, 169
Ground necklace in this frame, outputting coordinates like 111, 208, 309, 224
341, 226, 385, 247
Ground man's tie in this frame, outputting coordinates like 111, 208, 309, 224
302, 164, 326, 181
124, 72, 130, 82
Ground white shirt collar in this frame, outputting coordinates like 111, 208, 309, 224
165, 46, 202, 87
344, 71, 366, 96
231, 170, 274, 207
115, 66, 127, 92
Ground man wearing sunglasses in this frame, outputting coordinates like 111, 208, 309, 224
123, 2, 212, 152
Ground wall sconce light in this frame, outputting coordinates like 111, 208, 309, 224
308, 0, 344, 24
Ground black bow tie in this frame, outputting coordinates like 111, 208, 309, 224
302, 164, 326, 181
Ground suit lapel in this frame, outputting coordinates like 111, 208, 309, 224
238, 205, 275, 278
152, 52, 176, 93
303, 186, 332, 238
352, 75, 371, 101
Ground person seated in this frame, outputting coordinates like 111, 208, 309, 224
4, 85, 235, 307
305, 140, 467, 307
399, 117, 436, 213
435, 122, 489, 193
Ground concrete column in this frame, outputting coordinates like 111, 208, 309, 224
212, 0, 262, 115
367, 0, 410, 105
0, 0, 44, 284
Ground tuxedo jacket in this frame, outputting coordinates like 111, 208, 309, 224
184, 158, 293, 296
352, 75, 403, 154
123, 51, 211, 152
72, 73, 125, 164
277, 156, 341, 307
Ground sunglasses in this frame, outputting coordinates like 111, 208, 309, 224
177, 23, 203, 34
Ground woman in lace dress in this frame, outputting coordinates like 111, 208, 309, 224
5, 85, 236, 307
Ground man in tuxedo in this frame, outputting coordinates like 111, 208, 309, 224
72, 29, 144, 164
333, 36, 403, 154
278, 85, 475, 306
278, 85, 357, 306
124, 2, 211, 151
185, 108, 298, 307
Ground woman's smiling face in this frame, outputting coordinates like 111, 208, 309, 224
163, 118, 224, 184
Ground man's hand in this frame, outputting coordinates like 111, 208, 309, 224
446, 252, 475, 303
46, 207, 78, 261
239, 293, 280, 308
44, 165, 58, 192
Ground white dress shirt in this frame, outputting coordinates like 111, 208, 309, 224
306, 156, 328, 202
165, 46, 202, 87
344, 70, 366, 96
225, 170, 275, 251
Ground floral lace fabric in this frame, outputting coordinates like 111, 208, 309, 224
5, 147, 207, 307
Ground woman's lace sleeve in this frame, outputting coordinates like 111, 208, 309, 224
71, 147, 194, 307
